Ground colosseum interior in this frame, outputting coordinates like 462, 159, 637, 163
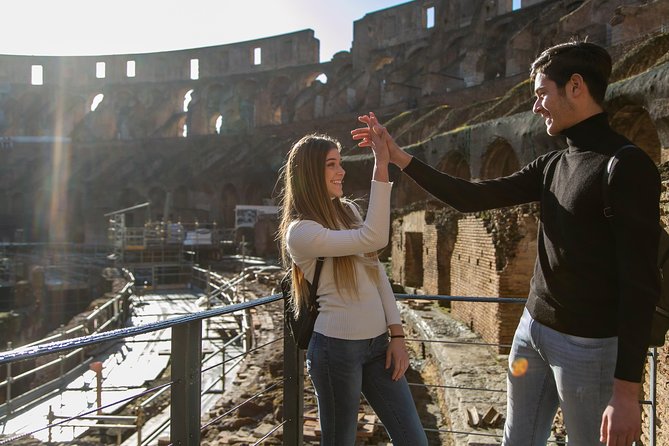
1, 0, 669, 443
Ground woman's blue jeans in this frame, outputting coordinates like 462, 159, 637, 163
306, 332, 428, 446
503, 308, 618, 445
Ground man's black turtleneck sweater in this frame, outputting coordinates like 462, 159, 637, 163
403, 112, 660, 382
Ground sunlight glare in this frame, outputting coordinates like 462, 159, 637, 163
510, 357, 528, 377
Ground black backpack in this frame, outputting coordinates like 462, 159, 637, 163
280, 258, 324, 349
602, 144, 669, 347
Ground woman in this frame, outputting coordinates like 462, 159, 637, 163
276, 130, 427, 445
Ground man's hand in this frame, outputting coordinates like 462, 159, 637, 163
600, 379, 641, 446
351, 112, 412, 169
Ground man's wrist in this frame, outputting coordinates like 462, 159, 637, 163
612, 378, 641, 399
391, 150, 412, 170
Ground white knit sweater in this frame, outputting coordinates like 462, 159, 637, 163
286, 181, 401, 340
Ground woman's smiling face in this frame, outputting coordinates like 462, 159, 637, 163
324, 147, 345, 198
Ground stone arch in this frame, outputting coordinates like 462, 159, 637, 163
268, 76, 293, 125
202, 83, 233, 134
406, 43, 429, 61
481, 22, 508, 81
608, 104, 661, 164
480, 138, 520, 179
221, 183, 238, 229
437, 150, 471, 180
81, 90, 116, 140
113, 89, 137, 139
372, 56, 394, 71
304, 72, 328, 88
236, 79, 259, 129
334, 62, 353, 80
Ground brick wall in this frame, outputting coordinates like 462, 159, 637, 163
391, 209, 459, 294
392, 207, 538, 352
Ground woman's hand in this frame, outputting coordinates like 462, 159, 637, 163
351, 112, 412, 169
385, 336, 410, 381
354, 112, 390, 165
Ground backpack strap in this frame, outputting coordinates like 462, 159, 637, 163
542, 150, 563, 180
602, 144, 638, 218
308, 257, 325, 307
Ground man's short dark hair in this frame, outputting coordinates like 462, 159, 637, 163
530, 41, 612, 105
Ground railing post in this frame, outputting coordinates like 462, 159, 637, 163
221, 344, 226, 392
171, 320, 202, 446
650, 347, 657, 446
6, 342, 11, 416
283, 299, 303, 446
136, 405, 144, 446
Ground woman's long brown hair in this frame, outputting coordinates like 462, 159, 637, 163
276, 134, 378, 315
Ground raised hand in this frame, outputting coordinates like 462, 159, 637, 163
352, 112, 412, 169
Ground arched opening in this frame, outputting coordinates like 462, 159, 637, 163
373, 56, 394, 71
182, 89, 195, 137
269, 76, 292, 124
609, 104, 661, 163
480, 138, 520, 179
90, 93, 104, 112
437, 151, 471, 180
237, 80, 259, 129
215, 115, 223, 134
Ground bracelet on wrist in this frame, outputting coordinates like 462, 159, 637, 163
390, 334, 405, 339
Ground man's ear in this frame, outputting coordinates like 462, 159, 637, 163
568, 73, 587, 99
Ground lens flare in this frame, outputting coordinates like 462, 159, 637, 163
510, 357, 528, 377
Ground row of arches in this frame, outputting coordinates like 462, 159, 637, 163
0, 64, 347, 141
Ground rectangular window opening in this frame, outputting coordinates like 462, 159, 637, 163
31, 65, 43, 85
426, 6, 435, 28
126, 60, 136, 78
513, 0, 522, 11
253, 47, 262, 66
96, 61, 106, 79
190, 58, 199, 80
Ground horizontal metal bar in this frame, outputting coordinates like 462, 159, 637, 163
396, 293, 526, 304
0, 294, 283, 365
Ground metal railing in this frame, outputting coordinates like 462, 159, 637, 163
0, 274, 134, 419
0, 275, 659, 445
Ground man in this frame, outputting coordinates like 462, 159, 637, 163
352, 41, 660, 445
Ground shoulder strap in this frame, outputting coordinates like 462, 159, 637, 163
602, 144, 638, 218
542, 150, 562, 179
308, 257, 325, 306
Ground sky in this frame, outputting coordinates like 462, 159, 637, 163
0, 0, 413, 62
